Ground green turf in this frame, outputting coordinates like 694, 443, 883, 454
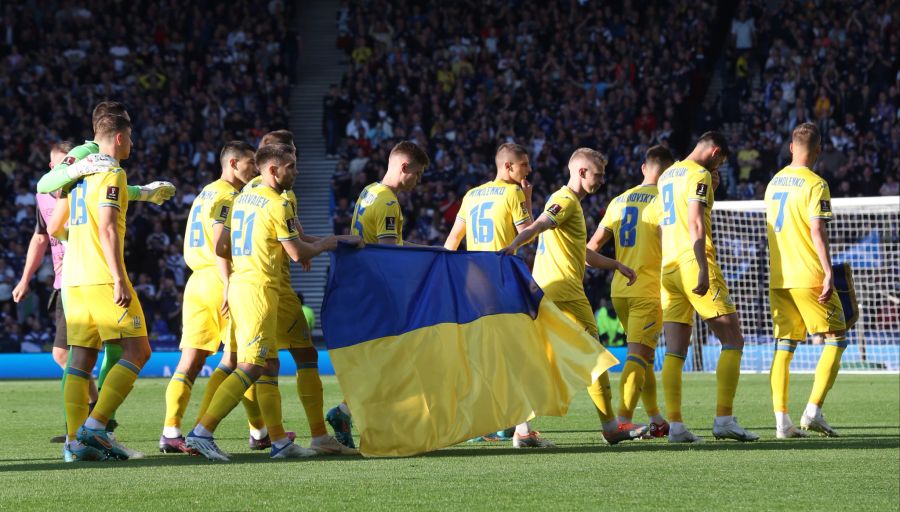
2, 373, 898, 511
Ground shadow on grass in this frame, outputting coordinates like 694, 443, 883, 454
2, 434, 897, 472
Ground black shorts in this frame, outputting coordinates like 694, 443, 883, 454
48, 289, 67, 350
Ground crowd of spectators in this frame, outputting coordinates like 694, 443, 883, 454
326, 0, 724, 316
326, 0, 897, 334
715, 1, 898, 199
0, 0, 298, 352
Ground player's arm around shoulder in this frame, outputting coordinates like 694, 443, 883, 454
503, 213, 555, 256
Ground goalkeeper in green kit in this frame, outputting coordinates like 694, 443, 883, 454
37, 100, 176, 436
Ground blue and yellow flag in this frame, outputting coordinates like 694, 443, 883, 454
323, 245, 618, 457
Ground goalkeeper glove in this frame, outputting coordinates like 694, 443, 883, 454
138, 181, 176, 205
64, 153, 119, 180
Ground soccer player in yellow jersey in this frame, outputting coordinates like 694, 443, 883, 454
656, 132, 758, 443
238, 130, 357, 455
445, 142, 555, 447
159, 141, 259, 453
445, 143, 533, 252
588, 145, 674, 438
504, 148, 644, 445
765, 123, 846, 438
325, 141, 431, 445
349, 141, 430, 246
61, 114, 152, 461
185, 144, 349, 461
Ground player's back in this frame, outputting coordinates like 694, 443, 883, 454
351, 182, 403, 244
657, 160, 715, 270
600, 184, 661, 298
533, 186, 587, 302
227, 185, 298, 286
765, 165, 833, 289
184, 179, 239, 272
460, 180, 530, 251
62, 159, 129, 287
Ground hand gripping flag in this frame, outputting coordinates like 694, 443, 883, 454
322, 245, 618, 457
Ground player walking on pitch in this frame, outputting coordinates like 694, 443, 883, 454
588, 145, 673, 438
444, 142, 552, 447
765, 122, 847, 438
504, 148, 646, 445
656, 132, 758, 443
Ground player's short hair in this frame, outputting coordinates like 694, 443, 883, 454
568, 147, 608, 168
220, 141, 255, 165
94, 114, 131, 140
495, 142, 528, 163
51, 140, 75, 154
256, 143, 296, 169
696, 131, 731, 157
260, 129, 295, 148
389, 141, 430, 169
92, 101, 128, 130
645, 145, 675, 169
791, 122, 821, 150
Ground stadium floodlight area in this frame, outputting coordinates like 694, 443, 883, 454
655, 196, 900, 373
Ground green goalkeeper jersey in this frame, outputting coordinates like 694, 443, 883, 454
37, 139, 141, 199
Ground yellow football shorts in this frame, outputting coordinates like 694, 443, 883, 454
612, 296, 662, 348
661, 257, 737, 325
770, 288, 846, 340
180, 267, 227, 353
553, 298, 600, 338
276, 288, 312, 350
228, 281, 278, 366
66, 282, 147, 348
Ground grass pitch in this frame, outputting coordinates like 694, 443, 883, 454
2, 373, 898, 511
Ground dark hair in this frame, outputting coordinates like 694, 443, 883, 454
495, 142, 528, 161
219, 140, 255, 165
256, 143, 296, 168
645, 145, 675, 169
389, 140, 430, 168
791, 122, 821, 150
696, 131, 731, 157
260, 130, 295, 148
51, 140, 76, 154
94, 114, 131, 139
92, 101, 128, 130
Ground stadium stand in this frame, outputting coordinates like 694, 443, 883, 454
0, 0, 299, 351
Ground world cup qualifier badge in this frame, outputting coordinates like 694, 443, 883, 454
547, 204, 562, 216
106, 186, 120, 200
820, 200, 831, 213
385, 216, 396, 231
62, 156, 77, 166
696, 182, 708, 197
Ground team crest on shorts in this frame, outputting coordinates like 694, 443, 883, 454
547, 204, 562, 216
133, 316, 142, 329
385, 216, 396, 231
696, 182, 708, 197
106, 186, 120, 200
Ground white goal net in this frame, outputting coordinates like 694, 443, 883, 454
657, 196, 900, 373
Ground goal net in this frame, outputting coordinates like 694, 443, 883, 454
656, 196, 900, 373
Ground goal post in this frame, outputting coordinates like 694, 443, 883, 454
659, 196, 900, 373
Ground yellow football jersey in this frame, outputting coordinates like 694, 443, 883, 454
599, 184, 661, 298
184, 179, 240, 271
351, 182, 403, 244
765, 165, 834, 289
62, 168, 129, 287
657, 160, 716, 271
244, 175, 299, 293
225, 185, 299, 287
459, 180, 531, 251
533, 186, 587, 303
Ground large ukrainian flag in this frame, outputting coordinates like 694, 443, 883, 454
323, 245, 618, 457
